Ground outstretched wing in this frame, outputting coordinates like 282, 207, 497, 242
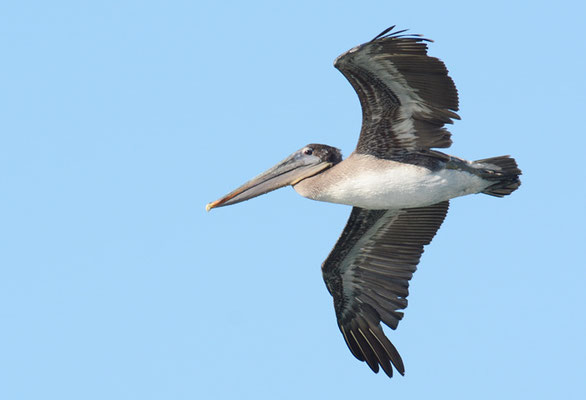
334, 26, 460, 157
322, 201, 449, 377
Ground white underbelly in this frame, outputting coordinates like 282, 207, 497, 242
294, 157, 490, 209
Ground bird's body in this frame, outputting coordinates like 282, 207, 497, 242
294, 152, 492, 209
206, 26, 522, 378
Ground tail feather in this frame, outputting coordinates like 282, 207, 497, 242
474, 156, 522, 197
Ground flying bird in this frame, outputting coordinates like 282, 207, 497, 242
206, 26, 521, 378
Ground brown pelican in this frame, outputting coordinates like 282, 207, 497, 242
206, 26, 521, 378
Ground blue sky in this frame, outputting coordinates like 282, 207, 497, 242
1, 1, 585, 399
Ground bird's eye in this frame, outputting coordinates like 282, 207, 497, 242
303, 148, 313, 155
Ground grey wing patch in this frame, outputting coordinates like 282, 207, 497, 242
322, 201, 450, 377
334, 27, 460, 157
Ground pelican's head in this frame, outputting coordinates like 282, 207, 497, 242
206, 144, 342, 211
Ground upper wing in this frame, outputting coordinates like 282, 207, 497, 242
322, 201, 449, 377
334, 26, 460, 157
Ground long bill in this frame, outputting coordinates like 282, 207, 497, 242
206, 153, 331, 211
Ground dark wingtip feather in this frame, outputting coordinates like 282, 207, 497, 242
339, 324, 365, 362
371, 25, 396, 41
350, 324, 380, 373
338, 307, 407, 378
371, 26, 433, 44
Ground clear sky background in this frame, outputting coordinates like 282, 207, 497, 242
1, 1, 585, 399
